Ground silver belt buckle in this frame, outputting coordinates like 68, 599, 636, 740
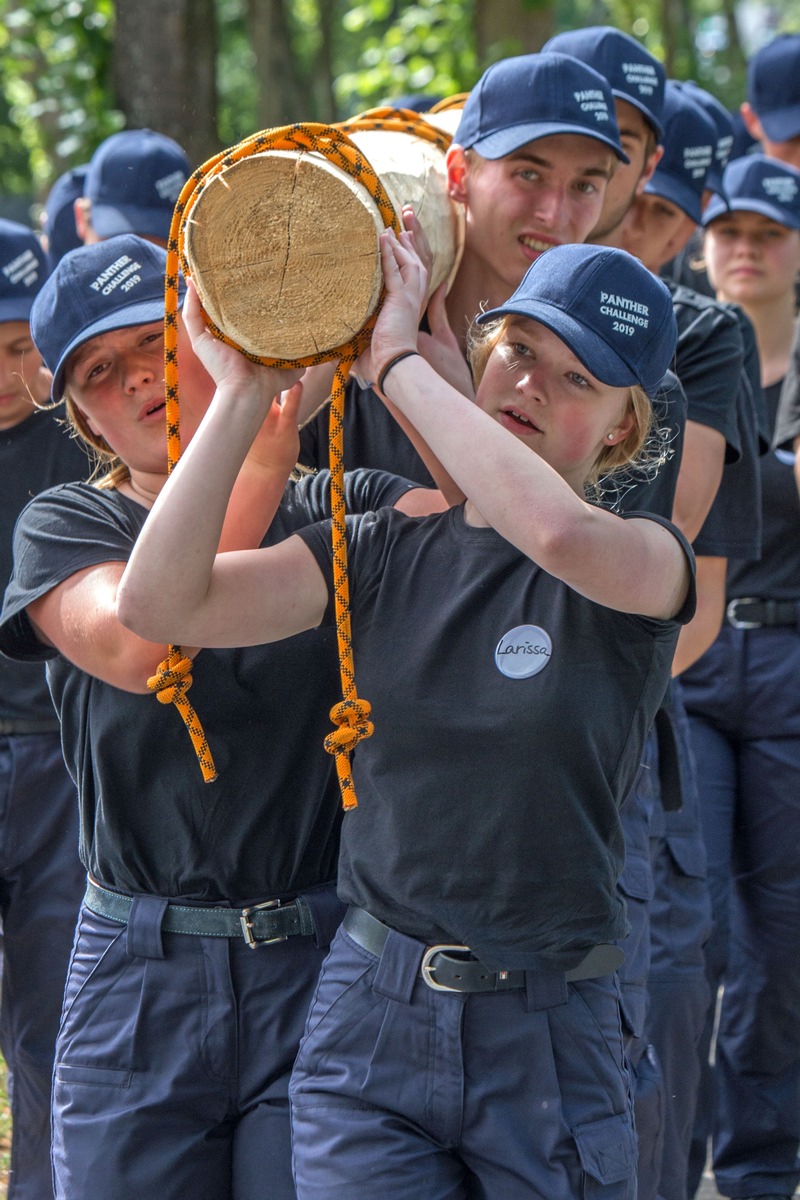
420, 943, 472, 992
240, 898, 285, 949
726, 597, 760, 630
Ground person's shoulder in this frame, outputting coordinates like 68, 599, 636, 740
670, 283, 741, 335
15, 480, 143, 541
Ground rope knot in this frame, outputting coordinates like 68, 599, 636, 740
325, 698, 374, 757
147, 652, 194, 703
147, 648, 218, 784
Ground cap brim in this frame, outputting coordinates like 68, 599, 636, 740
90, 204, 173, 241
758, 105, 800, 144
0, 298, 36, 323
644, 171, 703, 223
703, 194, 800, 230
476, 297, 641, 389
612, 89, 664, 141
51, 290, 184, 402
470, 121, 629, 163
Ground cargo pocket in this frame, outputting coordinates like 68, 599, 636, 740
573, 1111, 636, 1199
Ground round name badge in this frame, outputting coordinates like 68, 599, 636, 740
495, 624, 552, 679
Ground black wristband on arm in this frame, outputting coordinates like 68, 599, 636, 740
377, 350, 420, 395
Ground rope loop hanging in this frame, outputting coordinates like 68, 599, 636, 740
157, 110, 451, 805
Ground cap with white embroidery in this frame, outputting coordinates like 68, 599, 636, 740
703, 154, 800, 230
85, 129, 191, 241
0, 219, 49, 323
30, 234, 185, 401
477, 242, 676, 396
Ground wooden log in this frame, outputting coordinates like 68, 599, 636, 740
184, 129, 463, 361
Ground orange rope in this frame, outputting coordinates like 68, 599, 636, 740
426, 93, 470, 114
158, 111, 451, 804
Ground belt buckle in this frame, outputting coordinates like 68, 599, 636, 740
240, 898, 285, 949
420, 943, 472, 992
726, 597, 760, 630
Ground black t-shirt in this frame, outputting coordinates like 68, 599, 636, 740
669, 284, 742, 461
727, 379, 800, 599
0, 468, 413, 901
298, 504, 695, 972
693, 305, 766, 561
0, 408, 89, 721
299, 376, 436, 488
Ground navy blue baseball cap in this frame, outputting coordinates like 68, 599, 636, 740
643, 82, 717, 223
85, 129, 191, 241
543, 27, 665, 141
476, 243, 676, 395
747, 34, 800, 143
30, 235, 185, 401
453, 53, 628, 162
43, 165, 87, 270
672, 82, 734, 194
703, 154, 800, 229
0, 219, 49, 323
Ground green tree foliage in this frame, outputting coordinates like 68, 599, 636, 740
5, 0, 800, 209
334, 0, 479, 113
0, 0, 120, 201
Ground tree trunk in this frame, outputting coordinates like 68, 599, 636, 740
312, 0, 337, 124
247, 0, 306, 129
112, 0, 219, 167
475, 0, 556, 63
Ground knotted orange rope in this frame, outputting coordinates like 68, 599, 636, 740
158, 110, 451, 804
146, 651, 217, 782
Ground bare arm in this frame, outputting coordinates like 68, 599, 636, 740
671, 419, 726, 544
117, 327, 329, 648
28, 563, 179, 693
672, 555, 726, 676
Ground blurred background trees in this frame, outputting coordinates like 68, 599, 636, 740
1, 0, 799, 220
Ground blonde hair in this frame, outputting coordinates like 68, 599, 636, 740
467, 314, 653, 492
63, 387, 130, 490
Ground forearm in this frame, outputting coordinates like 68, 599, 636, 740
671, 421, 726, 543
219, 456, 290, 551
672, 555, 726, 675
382, 354, 586, 547
118, 382, 270, 631
380, 389, 465, 504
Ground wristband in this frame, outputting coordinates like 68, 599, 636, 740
377, 350, 420, 395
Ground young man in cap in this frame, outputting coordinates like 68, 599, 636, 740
740, 34, 800, 169
298, 51, 627, 486
542, 26, 666, 246
0, 219, 88, 1200
75, 128, 190, 247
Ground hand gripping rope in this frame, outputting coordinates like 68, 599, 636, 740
155, 110, 452, 805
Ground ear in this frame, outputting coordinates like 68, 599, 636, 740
635, 144, 664, 194
73, 197, 92, 244
605, 409, 636, 445
446, 145, 469, 205
740, 102, 763, 142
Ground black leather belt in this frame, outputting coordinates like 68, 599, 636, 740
726, 597, 800, 630
85, 879, 316, 949
343, 907, 624, 993
0, 718, 60, 735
